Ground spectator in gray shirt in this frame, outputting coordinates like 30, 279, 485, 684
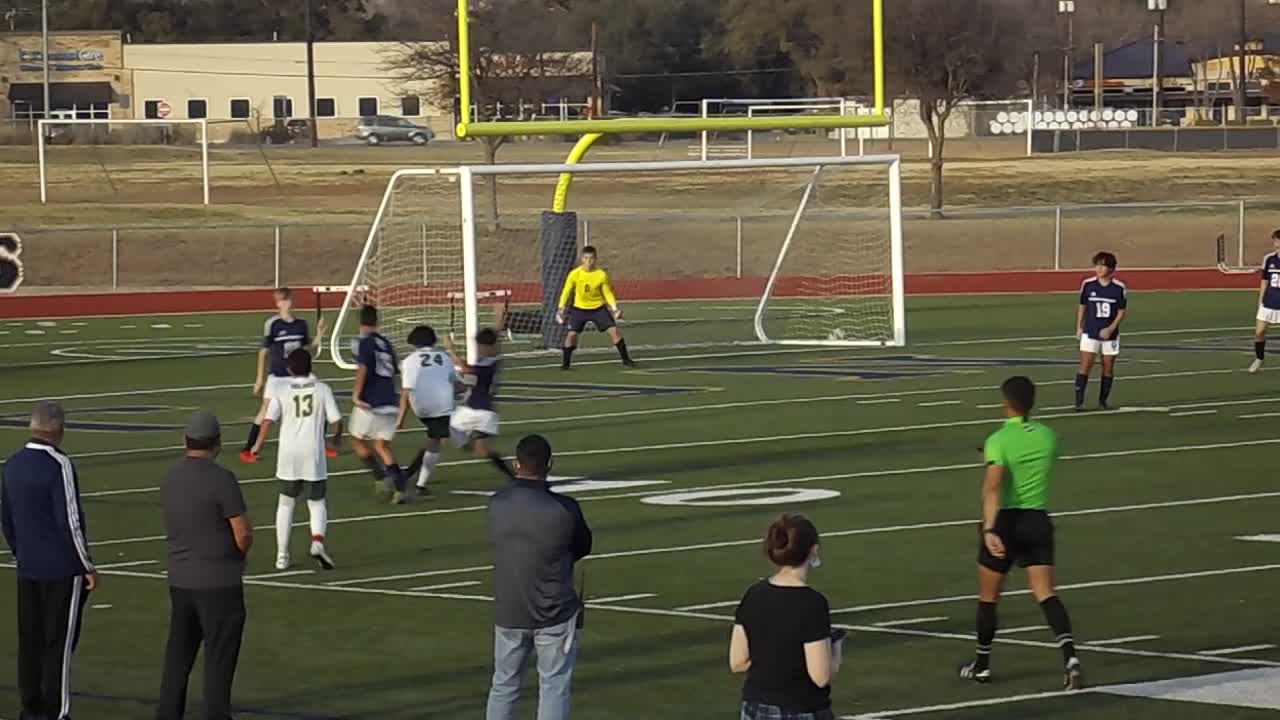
155, 411, 253, 720
486, 434, 592, 720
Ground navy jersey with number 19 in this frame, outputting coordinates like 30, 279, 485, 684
262, 315, 310, 378
1260, 253, 1280, 310
1079, 278, 1127, 340
356, 332, 399, 409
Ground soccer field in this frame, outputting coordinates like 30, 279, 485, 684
2, 289, 1279, 719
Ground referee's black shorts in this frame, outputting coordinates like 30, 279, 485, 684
568, 306, 615, 333
977, 509, 1055, 575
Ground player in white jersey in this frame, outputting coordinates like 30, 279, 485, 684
250, 349, 343, 571
396, 326, 459, 497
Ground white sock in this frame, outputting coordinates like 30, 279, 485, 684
275, 494, 296, 556
418, 451, 440, 488
308, 499, 328, 542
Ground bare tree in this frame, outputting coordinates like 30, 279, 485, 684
381, 0, 588, 227
888, 0, 1030, 217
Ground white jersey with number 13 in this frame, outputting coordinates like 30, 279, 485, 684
266, 375, 342, 481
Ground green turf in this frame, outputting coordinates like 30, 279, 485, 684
1, 289, 1279, 719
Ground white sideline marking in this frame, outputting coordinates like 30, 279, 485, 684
91, 604, 112, 610
92, 560, 155, 570
1240, 412, 1280, 419
840, 688, 1097, 719
917, 400, 962, 407
245, 569, 316, 580
586, 593, 658, 605
1200, 644, 1278, 656
1001, 625, 1049, 635
830, 564, 1280, 615
328, 563, 496, 586
408, 580, 483, 592
857, 398, 900, 405
1171, 410, 1218, 417
676, 600, 741, 611
872, 616, 948, 627
1089, 635, 1161, 646
1237, 534, 1280, 543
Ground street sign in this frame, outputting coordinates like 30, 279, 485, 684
0, 232, 24, 293
157, 101, 171, 119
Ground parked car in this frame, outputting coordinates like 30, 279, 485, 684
355, 116, 433, 146
260, 119, 311, 145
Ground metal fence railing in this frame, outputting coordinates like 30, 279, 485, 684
8, 198, 1279, 293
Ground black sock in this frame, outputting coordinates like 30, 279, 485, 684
1039, 596, 1076, 664
1074, 374, 1089, 407
562, 346, 575, 369
387, 463, 405, 492
243, 423, 261, 452
406, 449, 426, 478
1257, 340, 1266, 361
1099, 376, 1114, 406
360, 455, 384, 481
975, 601, 997, 671
615, 339, 632, 363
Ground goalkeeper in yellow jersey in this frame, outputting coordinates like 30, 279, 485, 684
556, 245, 637, 370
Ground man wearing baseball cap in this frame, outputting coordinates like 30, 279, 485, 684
156, 410, 253, 720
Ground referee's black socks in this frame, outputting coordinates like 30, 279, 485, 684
561, 346, 575, 369
1073, 374, 1088, 408
974, 601, 997, 671
1039, 595, 1077, 663
244, 423, 261, 452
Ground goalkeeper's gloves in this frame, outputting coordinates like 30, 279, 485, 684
556, 310, 565, 325
611, 306, 622, 320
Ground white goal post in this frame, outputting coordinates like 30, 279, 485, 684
329, 155, 905, 368
38, 118, 210, 205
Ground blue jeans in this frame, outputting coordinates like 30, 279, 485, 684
485, 616, 578, 720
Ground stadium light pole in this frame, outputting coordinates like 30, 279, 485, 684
40, 0, 49, 122
1149, 0, 1167, 128
1059, 1, 1075, 109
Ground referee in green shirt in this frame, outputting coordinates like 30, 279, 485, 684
959, 376, 1084, 690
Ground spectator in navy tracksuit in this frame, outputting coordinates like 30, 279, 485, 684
1, 401, 97, 720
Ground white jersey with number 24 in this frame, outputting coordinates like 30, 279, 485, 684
401, 347, 457, 419
266, 375, 342, 481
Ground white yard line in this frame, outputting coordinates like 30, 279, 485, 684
917, 400, 962, 407
585, 593, 658, 605
1000, 625, 1049, 635
244, 569, 316, 580
871, 616, 948, 627
1239, 412, 1280, 419
1088, 635, 1161, 646
840, 688, 1098, 719
92, 560, 156, 570
1199, 644, 1278, 656
407, 580, 483, 592
857, 398, 901, 405
1170, 410, 1219, 417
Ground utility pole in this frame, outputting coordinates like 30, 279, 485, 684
1237, 0, 1248, 124
1059, 1, 1075, 109
589, 20, 601, 118
40, 0, 49, 121
305, 0, 318, 147
1149, 0, 1167, 127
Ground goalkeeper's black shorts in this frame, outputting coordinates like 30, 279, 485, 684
568, 306, 614, 333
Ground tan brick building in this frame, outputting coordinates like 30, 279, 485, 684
0, 30, 130, 120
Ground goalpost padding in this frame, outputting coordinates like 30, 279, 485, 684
330, 155, 905, 367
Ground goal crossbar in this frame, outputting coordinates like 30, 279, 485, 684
330, 154, 906, 367
37, 118, 210, 205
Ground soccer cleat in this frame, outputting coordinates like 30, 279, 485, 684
325, 448, 338, 459
1250, 359, 1264, 374
310, 541, 335, 570
622, 359, 638, 368
1099, 402, 1110, 411
390, 490, 407, 505
1073, 405, 1086, 413
415, 485, 433, 499
239, 449, 258, 464
274, 554, 289, 571
1063, 657, 1085, 690
958, 660, 991, 684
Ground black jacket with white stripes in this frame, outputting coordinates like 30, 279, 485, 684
1, 439, 94, 579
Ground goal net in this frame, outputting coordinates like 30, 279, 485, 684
330, 156, 904, 367
38, 119, 210, 205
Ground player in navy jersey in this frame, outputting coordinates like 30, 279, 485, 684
1249, 230, 1280, 373
1074, 252, 1127, 411
350, 305, 408, 503
241, 287, 325, 463
444, 328, 501, 459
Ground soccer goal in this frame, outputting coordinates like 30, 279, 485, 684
38, 118, 210, 205
329, 155, 904, 367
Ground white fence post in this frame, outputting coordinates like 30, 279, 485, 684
1054, 205, 1062, 270
111, 229, 118, 290
582, 219, 590, 247
274, 225, 281, 287
736, 216, 743, 279
1239, 199, 1247, 268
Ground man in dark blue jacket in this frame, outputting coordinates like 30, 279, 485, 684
486, 434, 592, 720
1, 401, 96, 720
